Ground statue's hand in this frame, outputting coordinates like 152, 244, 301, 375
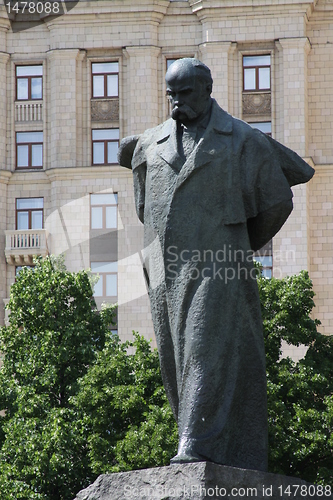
117, 135, 141, 169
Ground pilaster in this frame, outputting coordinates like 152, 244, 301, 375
273, 37, 311, 277
0, 52, 10, 170
47, 49, 84, 169
122, 46, 161, 136
0, 175, 10, 326
275, 37, 311, 157
199, 42, 236, 113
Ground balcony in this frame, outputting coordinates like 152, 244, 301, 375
15, 101, 43, 122
5, 229, 49, 265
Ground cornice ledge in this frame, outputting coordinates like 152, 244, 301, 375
303, 157, 314, 168
123, 46, 162, 58
9, 170, 50, 184
189, 0, 316, 15
0, 8, 11, 30
0, 170, 12, 184
312, 163, 333, 175
44, 166, 132, 181
276, 36, 311, 54
59, 0, 170, 20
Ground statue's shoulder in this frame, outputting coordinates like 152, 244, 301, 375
210, 101, 255, 143
118, 119, 172, 169
141, 118, 173, 145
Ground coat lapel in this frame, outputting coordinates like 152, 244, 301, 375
155, 101, 233, 182
156, 120, 184, 172
175, 101, 233, 189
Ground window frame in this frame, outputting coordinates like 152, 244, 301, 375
91, 261, 118, 298
16, 65, 43, 101
15, 265, 35, 277
90, 193, 118, 230
243, 55, 271, 92
254, 240, 273, 278
16, 131, 43, 170
16, 197, 44, 230
91, 129, 119, 166
249, 121, 272, 137
91, 61, 119, 99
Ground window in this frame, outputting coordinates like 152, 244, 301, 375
254, 240, 273, 278
91, 193, 117, 229
249, 122, 272, 136
16, 65, 43, 100
167, 58, 178, 69
243, 55, 271, 91
92, 129, 119, 165
16, 198, 43, 230
16, 131, 43, 169
91, 261, 117, 297
16, 266, 35, 276
92, 62, 119, 98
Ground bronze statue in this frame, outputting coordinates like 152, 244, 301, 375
118, 58, 314, 471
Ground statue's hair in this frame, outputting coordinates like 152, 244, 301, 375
166, 58, 213, 86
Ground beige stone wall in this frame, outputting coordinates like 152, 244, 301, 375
308, 167, 333, 336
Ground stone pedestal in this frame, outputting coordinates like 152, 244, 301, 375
74, 462, 330, 500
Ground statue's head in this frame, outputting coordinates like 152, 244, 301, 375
165, 58, 213, 125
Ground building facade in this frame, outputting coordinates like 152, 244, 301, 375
0, 0, 332, 350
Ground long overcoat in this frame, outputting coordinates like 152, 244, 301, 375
125, 100, 314, 471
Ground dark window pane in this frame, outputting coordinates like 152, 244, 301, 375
31, 144, 43, 167
31, 210, 43, 229
17, 145, 29, 167
17, 211, 29, 230
93, 75, 105, 97
107, 74, 118, 97
107, 142, 118, 164
93, 142, 105, 164
17, 79, 29, 100
244, 68, 256, 90
31, 77, 42, 99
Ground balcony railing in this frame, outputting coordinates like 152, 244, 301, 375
15, 101, 43, 122
5, 229, 49, 264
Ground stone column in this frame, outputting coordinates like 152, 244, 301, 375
199, 41, 237, 114
0, 52, 9, 169
0, 49, 10, 326
0, 172, 11, 327
273, 38, 312, 276
118, 46, 160, 343
47, 49, 83, 169
275, 37, 311, 156
122, 46, 161, 136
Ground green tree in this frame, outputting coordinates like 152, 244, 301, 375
0, 257, 332, 498
258, 270, 333, 484
0, 256, 113, 499
72, 333, 177, 475
0, 256, 175, 499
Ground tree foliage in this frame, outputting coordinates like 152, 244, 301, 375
72, 334, 177, 475
258, 271, 333, 485
0, 256, 110, 499
0, 258, 332, 499
0, 256, 176, 499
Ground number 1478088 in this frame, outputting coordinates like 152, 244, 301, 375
5, 1, 62, 15
278, 484, 331, 497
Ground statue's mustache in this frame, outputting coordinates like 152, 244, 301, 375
171, 104, 197, 121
